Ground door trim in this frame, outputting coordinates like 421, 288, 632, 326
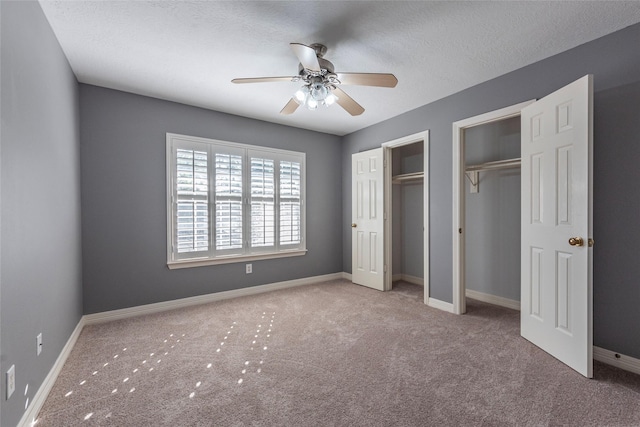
452, 101, 535, 315
382, 130, 430, 303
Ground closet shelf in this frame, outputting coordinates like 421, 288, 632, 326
465, 157, 521, 193
392, 171, 424, 184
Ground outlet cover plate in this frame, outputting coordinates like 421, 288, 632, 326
246, 263, 252, 274
37, 333, 43, 356
6, 364, 15, 399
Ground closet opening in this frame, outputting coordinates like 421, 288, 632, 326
390, 142, 424, 300
463, 117, 521, 311
452, 100, 535, 315
381, 130, 429, 304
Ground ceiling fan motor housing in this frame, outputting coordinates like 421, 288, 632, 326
298, 57, 335, 77
309, 43, 327, 58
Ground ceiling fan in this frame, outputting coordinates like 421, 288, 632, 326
231, 43, 398, 116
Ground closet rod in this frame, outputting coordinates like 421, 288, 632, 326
465, 157, 521, 173
465, 157, 520, 193
392, 171, 424, 183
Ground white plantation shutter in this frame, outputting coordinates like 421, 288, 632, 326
279, 160, 302, 246
175, 146, 209, 257
250, 157, 275, 248
167, 134, 305, 267
214, 152, 243, 251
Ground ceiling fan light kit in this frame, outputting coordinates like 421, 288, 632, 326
294, 78, 338, 110
232, 43, 397, 116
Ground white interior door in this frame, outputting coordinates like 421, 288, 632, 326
520, 75, 593, 377
352, 148, 385, 291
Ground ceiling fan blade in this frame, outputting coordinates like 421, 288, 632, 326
280, 98, 300, 115
333, 87, 365, 116
336, 73, 398, 88
290, 43, 321, 72
232, 76, 297, 84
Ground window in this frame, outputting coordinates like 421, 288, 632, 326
167, 133, 306, 268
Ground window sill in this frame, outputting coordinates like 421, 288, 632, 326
167, 249, 307, 270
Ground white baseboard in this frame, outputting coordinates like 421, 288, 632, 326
401, 274, 424, 286
465, 289, 520, 311
427, 297, 454, 313
391, 274, 424, 286
342, 272, 352, 281
18, 318, 86, 427
346, 272, 424, 287
593, 346, 640, 376
85, 272, 344, 325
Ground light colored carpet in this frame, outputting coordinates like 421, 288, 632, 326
35, 280, 640, 426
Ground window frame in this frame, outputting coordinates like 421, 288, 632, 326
166, 133, 306, 269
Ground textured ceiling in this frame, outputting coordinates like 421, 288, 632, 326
39, 1, 640, 136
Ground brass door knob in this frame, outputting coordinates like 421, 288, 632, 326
568, 237, 584, 247
351, 223, 357, 228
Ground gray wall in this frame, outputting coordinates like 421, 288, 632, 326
397, 146, 424, 279
464, 118, 520, 301
401, 183, 424, 279
392, 185, 402, 275
80, 85, 343, 314
592, 80, 640, 357
391, 183, 424, 281
342, 22, 640, 358
1, 2, 83, 426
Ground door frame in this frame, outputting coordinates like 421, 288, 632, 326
452, 101, 534, 315
382, 130, 430, 303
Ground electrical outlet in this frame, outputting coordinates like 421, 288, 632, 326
6, 365, 15, 399
37, 333, 43, 356
246, 263, 252, 274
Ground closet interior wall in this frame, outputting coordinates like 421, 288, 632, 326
464, 117, 521, 302
391, 142, 424, 286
